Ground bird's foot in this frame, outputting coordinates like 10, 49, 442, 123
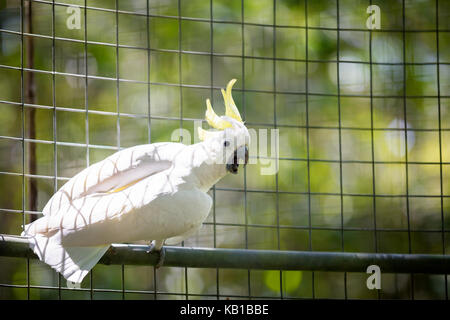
146, 240, 166, 268
146, 240, 162, 253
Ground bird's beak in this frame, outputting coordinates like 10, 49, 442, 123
226, 145, 249, 174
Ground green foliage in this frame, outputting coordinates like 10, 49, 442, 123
0, 0, 448, 299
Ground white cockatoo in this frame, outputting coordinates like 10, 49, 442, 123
21, 79, 250, 284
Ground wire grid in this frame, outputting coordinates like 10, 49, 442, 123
0, 0, 449, 299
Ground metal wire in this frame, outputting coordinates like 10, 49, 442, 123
0, 0, 448, 300
304, 0, 316, 299
435, 0, 449, 300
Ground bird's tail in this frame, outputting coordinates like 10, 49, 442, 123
21, 225, 109, 284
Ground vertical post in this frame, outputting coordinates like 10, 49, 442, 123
24, 0, 37, 221
435, 0, 448, 300
272, 0, 282, 299
83, 0, 92, 299
241, 0, 251, 299
401, 0, 414, 300
368, 0, 381, 300
335, 0, 347, 300
146, 0, 158, 301
209, 0, 220, 300
304, 0, 315, 299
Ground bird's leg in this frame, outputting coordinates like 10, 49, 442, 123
146, 239, 164, 253
146, 239, 166, 268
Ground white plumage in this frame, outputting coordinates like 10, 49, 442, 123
21, 79, 250, 284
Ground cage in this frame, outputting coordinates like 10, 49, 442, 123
0, 0, 449, 300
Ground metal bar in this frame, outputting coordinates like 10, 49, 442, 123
336, 0, 347, 300
369, 0, 379, 300
304, 0, 315, 299
20, 0, 30, 301
146, 0, 157, 302
24, 0, 38, 221
1, 234, 449, 274
177, 0, 189, 300
3, 63, 450, 99
401, 0, 414, 300
114, 0, 124, 301
2, 43, 449, 68
0, 283, 289, 299
272, 0, 282, 300
209, 0, 220, 301
3, 171, 450, 200
435, 0, 448, 300
81, 0, 93, 299
50, 0, 61, 299
241, 0, 251, 299
14, 0, 450, 33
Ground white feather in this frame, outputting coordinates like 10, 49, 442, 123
21, 141, 218, 283
42, 142, 183, 217
28, 234, 109, 283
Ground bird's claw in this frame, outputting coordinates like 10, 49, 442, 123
146, 239, 163, 253
146, 241, 157, 254
146, 240, 165, 268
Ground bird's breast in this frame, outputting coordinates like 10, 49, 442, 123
130, 187, 212, 241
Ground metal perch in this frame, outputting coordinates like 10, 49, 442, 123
0, 234, 449, 274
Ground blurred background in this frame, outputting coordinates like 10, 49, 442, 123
0, 0, 449, 299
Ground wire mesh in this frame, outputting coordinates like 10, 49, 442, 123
0, 0, 449, 300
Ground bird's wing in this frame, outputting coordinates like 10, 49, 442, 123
25, 164, 192, 243
42, 142, 187, 216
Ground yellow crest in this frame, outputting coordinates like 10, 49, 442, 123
198, 79, 243, 141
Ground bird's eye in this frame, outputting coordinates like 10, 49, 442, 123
223, 140, 230, 147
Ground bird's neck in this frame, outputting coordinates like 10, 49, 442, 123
181, 142, 227, 192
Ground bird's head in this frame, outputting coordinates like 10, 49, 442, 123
198, 79, 250, 175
